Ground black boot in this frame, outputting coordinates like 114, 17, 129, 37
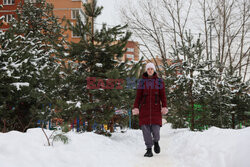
154, 141, 160, 154
144, 148, 153, 157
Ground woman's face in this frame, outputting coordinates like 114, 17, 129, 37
147, 68, 154, 76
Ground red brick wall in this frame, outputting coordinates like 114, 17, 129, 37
0, 0, 23, 30
124, 41, 139, 61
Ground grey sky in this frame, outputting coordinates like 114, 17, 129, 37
86, 0, 249, 79
96, 0, 125, 27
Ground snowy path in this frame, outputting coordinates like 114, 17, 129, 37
132, 130, 175, 167
0, 124, 250, 167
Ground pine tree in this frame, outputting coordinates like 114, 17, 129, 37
164, 31, 250, 130
0, 0, 66, 132
211, 69, 250, 128
166, 32, 215, 131
57, 0, 135, 133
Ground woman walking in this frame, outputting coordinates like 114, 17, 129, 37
132, 62, 168, 157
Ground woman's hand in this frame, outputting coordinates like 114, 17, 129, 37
161, 107, 168, 115
132, 108, 139, 115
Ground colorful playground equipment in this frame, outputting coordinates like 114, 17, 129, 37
36, 104, 141, 132
37, 106, 132, 132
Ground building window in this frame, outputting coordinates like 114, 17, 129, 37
127, 48, 134, 52
71, 9, 80, 19
72, 30, 80, 38
24, 0, 36, 3
70, 22, 80, 38
4, 14, 14, 23
126, 54, 134, 59
3, 0, 15, 5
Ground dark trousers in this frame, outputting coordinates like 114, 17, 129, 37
141, 124, 160, 148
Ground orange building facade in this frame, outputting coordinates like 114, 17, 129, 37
114, 41, 140, 63
122, 41, 140, 62
0, 0, 83, 43
0, 0, 23, 30
1, 0, 140, 64
46, 0, 83, 43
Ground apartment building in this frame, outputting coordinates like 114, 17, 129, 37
123, 41, 139, 62
1, 0, 140, 64
46, 0, 83, 43
115, 41, 140, 62
0, 0, 83, 43
0, 0, 23, 30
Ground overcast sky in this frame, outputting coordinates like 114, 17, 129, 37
89, 0, 250, 79
96, 0, 125, 27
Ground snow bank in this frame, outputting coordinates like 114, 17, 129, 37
0, 124, 249, 167
161, 125, 250, 167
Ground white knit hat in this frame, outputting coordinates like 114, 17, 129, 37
145, 62, 156, 72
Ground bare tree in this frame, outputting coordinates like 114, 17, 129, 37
162, 0, 193, 60
198, 0, 250, 80
120, 0, 193, 77
120, 0, 249, 81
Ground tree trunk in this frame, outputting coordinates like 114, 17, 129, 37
232, 113, 235, 129
190, 70, 194, 131
41, 123, 50, 146
109, 117, 114, 133
2, 119, 6, 133
86, 117, 93, 132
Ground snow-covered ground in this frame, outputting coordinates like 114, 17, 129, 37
0, 123, 250, 167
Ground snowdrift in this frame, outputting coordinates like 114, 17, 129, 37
0, 124, 249, 167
